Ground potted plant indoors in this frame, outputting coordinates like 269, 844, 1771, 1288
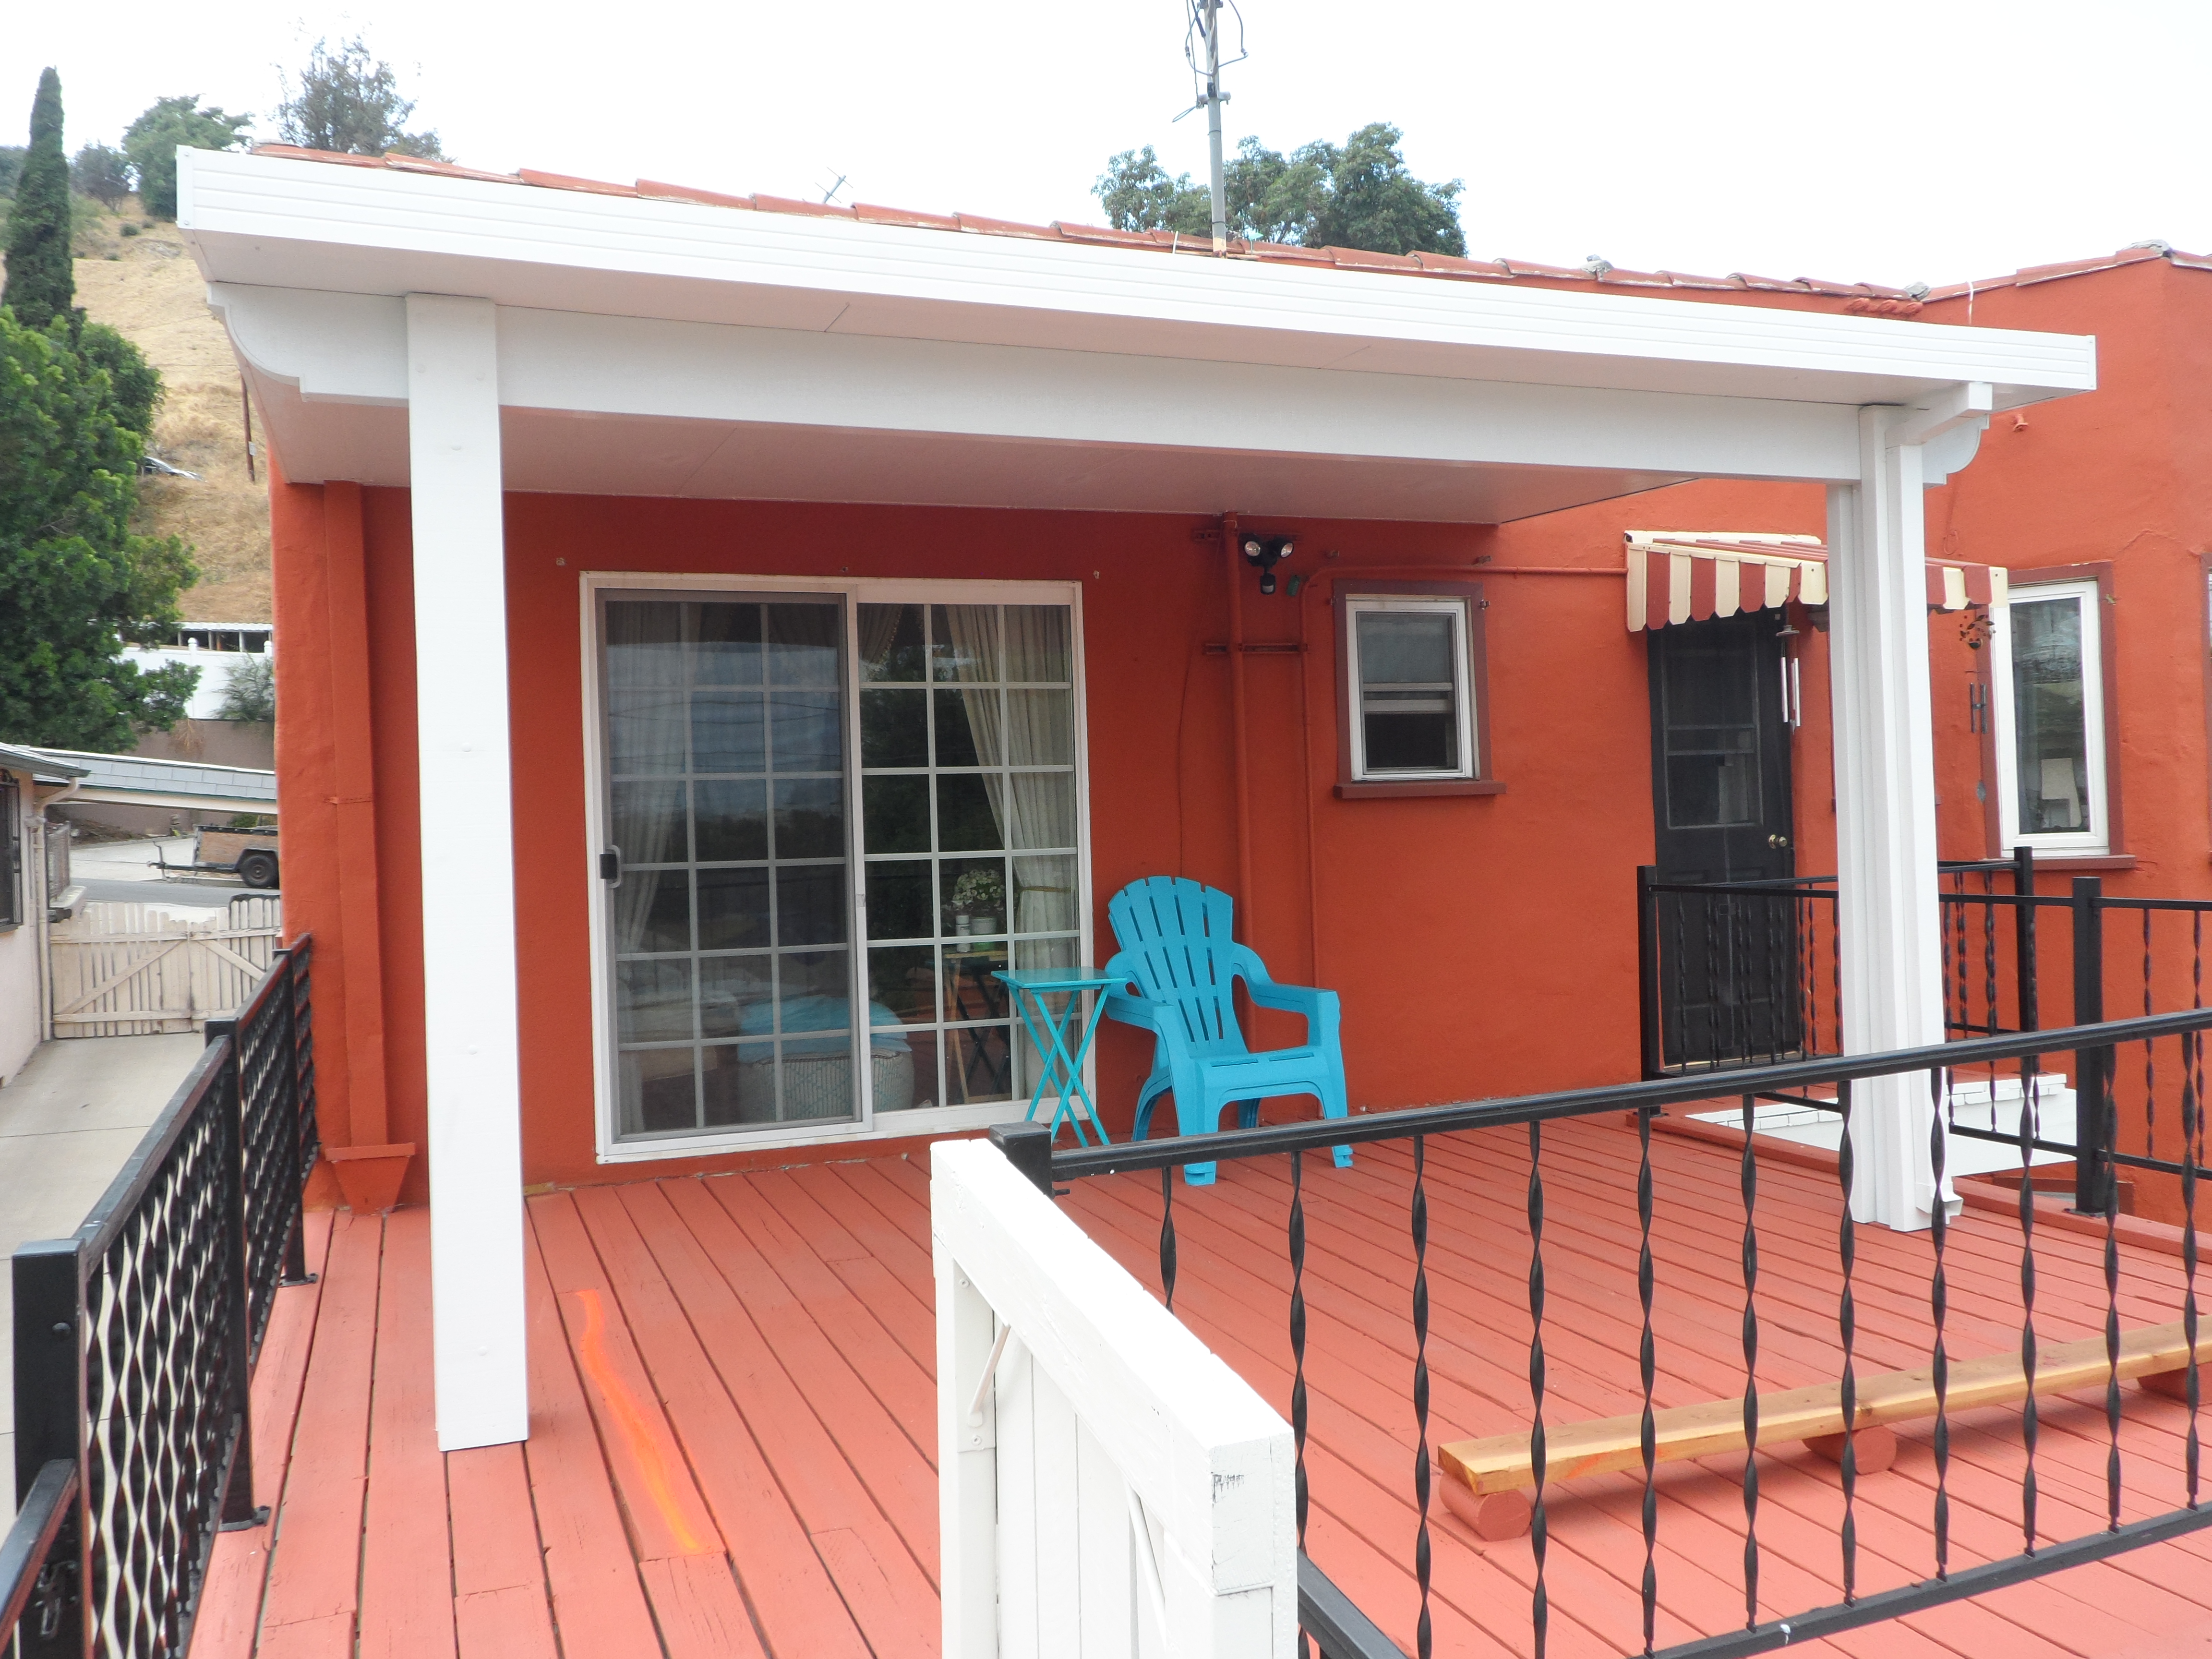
951, 867, 1005, 938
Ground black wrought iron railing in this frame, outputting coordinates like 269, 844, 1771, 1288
2, 938, 318, 1659
1001, 1003, 2212, 1659
1640, 856, 2212, 1215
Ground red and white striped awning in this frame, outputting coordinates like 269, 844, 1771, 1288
1623, 531, 2009, 632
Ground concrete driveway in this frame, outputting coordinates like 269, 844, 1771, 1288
0, 1032, 204, 1508
69, 836, 245, 914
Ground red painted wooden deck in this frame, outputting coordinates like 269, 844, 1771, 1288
194, 1122, 2212, 1658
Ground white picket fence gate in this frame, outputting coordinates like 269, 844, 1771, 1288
48, 898, 284, 1035
933, 1139, 1297, 1659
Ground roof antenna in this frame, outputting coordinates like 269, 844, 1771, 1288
1176, 0, 1246, 251
816, 168, 850, 207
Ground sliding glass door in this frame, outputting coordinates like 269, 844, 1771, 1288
595, 584, 1083, 1152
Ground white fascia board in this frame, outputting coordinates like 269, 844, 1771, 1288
216, 284, 1863, 482
180, 149, 2095, 411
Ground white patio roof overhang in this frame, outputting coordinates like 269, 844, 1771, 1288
179, 147, 2098, 1452
180, 149, 2092, 522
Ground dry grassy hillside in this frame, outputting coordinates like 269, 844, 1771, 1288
4, 202, 272, 621
74, 211, 271, 621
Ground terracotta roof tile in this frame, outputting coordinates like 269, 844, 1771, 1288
854, 202, 963, 232
251, 143, 388, 169
1243, 241, 1338, 266
637, 179, 757, 209
1494, 257, 1589, 281
1649, 269, 1741, 291
517, 168, 637, 197
950, 212, 1065, 241
751, 192, 855, 218
1407, 250, 1513, 279
1322, 244, 1422, 273
1050, 221, 1169, 249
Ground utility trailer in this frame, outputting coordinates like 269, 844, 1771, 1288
158, 824, 281, 889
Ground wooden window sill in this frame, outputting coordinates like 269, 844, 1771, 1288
1334, 779, 1507, 800
2020, 853, 2134, 873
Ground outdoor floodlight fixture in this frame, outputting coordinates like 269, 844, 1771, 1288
1242, 534, 1296, 594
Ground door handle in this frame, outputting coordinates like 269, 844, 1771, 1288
600, 846, 622, 885
1767, 834, 1790, 849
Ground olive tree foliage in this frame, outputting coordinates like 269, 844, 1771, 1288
71, 143, 132, 208
1095, 122, 1465, 258
0, 309, 198, 747
123, 96, 252, 218
276, 36, 444, 160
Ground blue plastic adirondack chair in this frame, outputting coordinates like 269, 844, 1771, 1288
1101, 877, 1351, 1185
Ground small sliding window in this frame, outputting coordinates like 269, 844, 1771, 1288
1336, 586, 1497, 797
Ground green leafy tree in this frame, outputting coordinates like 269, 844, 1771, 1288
1096, 122, 1465, 258
0, 145, 26, 197
216, 655, 275, 722
3, 70, 77, 334
0, 308, 198, 747
76, 322, 161, 436
122, 96, 252, 219
71, 143, 132, 208
276, 36, 444, 159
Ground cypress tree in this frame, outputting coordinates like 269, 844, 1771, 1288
2, 69, 75, 335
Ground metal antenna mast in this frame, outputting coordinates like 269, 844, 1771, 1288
1200, 0, 1226, 251
1179, 0, 1244, 252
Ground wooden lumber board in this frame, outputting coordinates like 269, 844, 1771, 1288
827, 1156, 935, 1253
517, 1214, 666, 1659
454, 1584, 560, 1659
620, 1178, 934, 1653
189, 1212, 336, 1659
573, 1183, 876, 1659
257, 1210, 381, 1635
446, 1443, 550, 1599
800, 1159, 936, 1275
252, 1611, 356, 1659
658, 1176, 941, 1572
706, 1174, 937, 1457
756, 1166, 936, 1372
638, 1553, 771, 1659
356, 1207, 457, 1659
529, 1192, 724, 1563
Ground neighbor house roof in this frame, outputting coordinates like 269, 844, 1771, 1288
243, 144, 1935, 315
1926, 242, 2212, 301
24, 749, 276, 812
0, 744, 89, 781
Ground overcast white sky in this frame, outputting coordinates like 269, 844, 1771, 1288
8, 0, 2210, 290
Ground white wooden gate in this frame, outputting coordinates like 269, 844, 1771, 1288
48, 898, 284, 1035
934, 1139, 1296, 1659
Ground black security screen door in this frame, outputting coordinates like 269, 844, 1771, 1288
1647, 612, 1799, 1066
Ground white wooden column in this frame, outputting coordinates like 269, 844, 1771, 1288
407, 293, 529, 1448
1827, 389, 1990, 1231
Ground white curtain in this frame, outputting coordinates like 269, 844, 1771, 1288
943, 605, 1077, 939
607, 602, 690, 954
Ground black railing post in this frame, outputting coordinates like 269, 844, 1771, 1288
204, 1018, 266, 1530
1637, 866, 1663, 1080
989, 1122, 1056, 1197
2015, 846, 2039, 1034
2072, 878, 2113, 1214
272, 950, 312, 1287
12, 1239, 84, 1659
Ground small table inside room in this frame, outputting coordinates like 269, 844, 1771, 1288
994, 966, 1119, 1146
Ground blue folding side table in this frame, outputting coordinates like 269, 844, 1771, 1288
994, 966, 1120, 1147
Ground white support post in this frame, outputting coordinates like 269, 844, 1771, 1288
1827, 400, 1973, 1231
937, 1245, 1001, 1659
407, 293, 529, 1449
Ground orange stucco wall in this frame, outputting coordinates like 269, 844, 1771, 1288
270, 260, 2212, 1214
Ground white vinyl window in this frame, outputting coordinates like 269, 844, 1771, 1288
583, 575, 1088, 1160
1990, 579, 2109, 855
1344, 595, 1477, 782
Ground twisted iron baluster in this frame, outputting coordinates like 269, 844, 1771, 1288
1704, 895, 1722, 1068
2146, 910, 2157, 1163
1289, 1150, 1310, 1545
1739, 1093, 1760, 1629
1160, 1167, 1178, 1314
1412, 1135, 1433, 1659
1838, 1080, 1859, 1603
1529, 1120, 1550, 1659
2105, 1039, 2125, 1533
2019, 1049, 2041, 1554
1638, 1105, 1659, 1656
1931, 1066, 1952, 1580
2183, 1030, 2201, 1510
1984, 874, 1999, 1039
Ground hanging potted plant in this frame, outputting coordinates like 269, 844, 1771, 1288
951, 867, 1005, 939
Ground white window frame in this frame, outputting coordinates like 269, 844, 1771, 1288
1990, 577, 2109, 856
579, 570, 1091, 1163
1343, 594, 1478, 783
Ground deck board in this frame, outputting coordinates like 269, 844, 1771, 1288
215, 1123, 2212, 1657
